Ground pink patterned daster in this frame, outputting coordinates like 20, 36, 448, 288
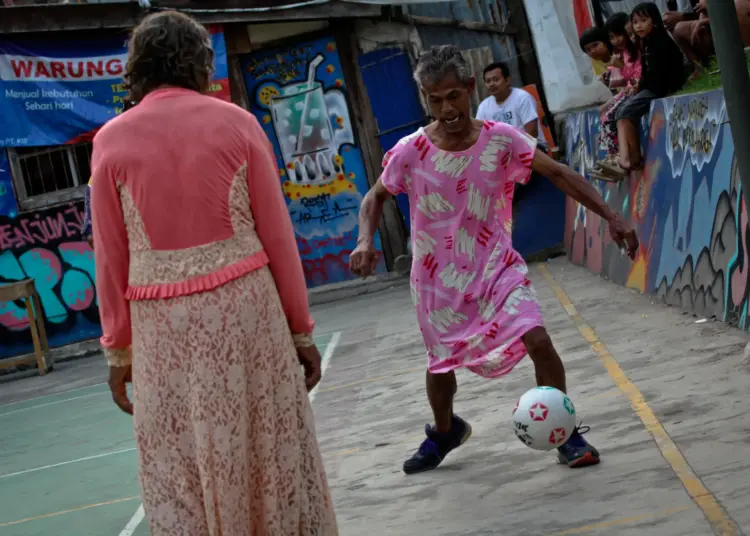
381, 121, 544, 378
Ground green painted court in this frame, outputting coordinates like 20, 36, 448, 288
0, 332, 336, 536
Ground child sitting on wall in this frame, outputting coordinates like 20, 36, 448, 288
579, 26, 615, 89
592, 12, 643, 181
614, 2, 687, 172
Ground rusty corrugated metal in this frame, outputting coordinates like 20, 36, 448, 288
404, 0, 522, 85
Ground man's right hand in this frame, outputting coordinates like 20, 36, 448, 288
350, 240, 379, 277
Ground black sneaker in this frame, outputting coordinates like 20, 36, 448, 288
403, 415, 472, 475
557, 424, 600, 468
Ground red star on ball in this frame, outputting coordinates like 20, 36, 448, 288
512, 401, 519, 415
529, 403, 549, 421
549, 427, 567, 444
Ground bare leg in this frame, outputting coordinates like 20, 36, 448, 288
616, 119, 631, 171
617, 118, 641, 170
522, 326, 600, 467
427, 370, 457, 433
522, 326, 567, 393
673, 21, 708, 67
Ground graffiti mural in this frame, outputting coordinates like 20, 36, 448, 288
241, 37, 385, 288
564, 88, 750, 328
0, 201, 99, 358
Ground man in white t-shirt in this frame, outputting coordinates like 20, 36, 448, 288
476, 62, 547, 152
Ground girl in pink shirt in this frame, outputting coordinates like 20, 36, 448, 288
92, 12, 337, 535
594, 13, 643, 180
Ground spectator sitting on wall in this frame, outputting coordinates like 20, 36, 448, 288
476, 62, 547, 152
578, 26, 614, 88
664, 0, 714, 72
615, 2, 687, 172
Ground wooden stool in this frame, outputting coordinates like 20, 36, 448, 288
0, 279, 51, 375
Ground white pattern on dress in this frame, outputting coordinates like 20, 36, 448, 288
438, 263, 477, 293
455, 227, 476, 262
502, 286, 537, 316
479, 135, 513, 172
431, 151, 473, 178
477, 297, 497, 321
417, 192, 456, 219
483, 242, 504, 281
467, 184, 491, 222
429, 306, 469, 333
413, 230, 437, 260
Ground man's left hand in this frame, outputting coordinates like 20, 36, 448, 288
608, 214, 639, 259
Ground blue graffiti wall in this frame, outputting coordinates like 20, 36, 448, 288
564, 89, 750, 328
0, 201, 98, 358
240, 36, 385, 288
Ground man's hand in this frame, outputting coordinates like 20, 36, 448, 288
349, 240, 379, 277
108, 365, 133, 415
297, 345, 322, 392
608, 214, 639, 259
663, 11, 684, 30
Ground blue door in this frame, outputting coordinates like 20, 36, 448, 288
358, 48, 427, 235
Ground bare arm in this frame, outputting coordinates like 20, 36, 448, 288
523, 120, 539, 140
531, 149, 614, 220
356, 179, 391, 246
351, 179, 391, 276
530, 148, 639, 258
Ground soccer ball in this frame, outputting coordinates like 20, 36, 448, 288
512, 387, 576, 451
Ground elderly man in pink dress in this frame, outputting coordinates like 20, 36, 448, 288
350, 45, 638, 475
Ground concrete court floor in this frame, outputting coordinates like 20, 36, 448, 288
1, 258, 749, 535
311, 258, 750, 536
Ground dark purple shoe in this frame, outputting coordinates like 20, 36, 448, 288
557, 424, 600, 468
403, 415, 472, 475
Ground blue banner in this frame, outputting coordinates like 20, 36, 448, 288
0, 27, 230, 148
0, 151, 17, 218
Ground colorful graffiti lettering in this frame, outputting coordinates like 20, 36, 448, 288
0, 201, 100, 358
241, 36, 385, 288
564, 89, 750, 328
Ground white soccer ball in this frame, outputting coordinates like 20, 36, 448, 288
512, 387, 576, 451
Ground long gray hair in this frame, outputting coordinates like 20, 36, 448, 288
413, 45, 473, 88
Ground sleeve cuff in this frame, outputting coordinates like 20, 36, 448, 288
104, 347, 132, 367
292, 333, 315, 348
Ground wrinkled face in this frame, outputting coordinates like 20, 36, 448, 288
632, 12, 654, 38
421, 73, 475, 134
584, 41, 611, 62
483, 67, 510, 98
609, 32, 626, 51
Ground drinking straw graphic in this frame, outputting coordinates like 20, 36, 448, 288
295, 54, 325, 155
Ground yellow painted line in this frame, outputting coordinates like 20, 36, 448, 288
546, 506, 690, 535
539, 264, 739, 536
0, 496, 140, 527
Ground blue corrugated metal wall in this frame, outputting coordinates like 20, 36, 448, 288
404, 0, 521, 82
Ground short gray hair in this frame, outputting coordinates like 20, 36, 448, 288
413, 45, 472, 88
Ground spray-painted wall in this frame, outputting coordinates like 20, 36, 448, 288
240, 36, 386, 288
564, 89, 750, 327
0, 196, 98, 359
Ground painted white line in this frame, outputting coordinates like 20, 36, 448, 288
0, 391, 108, 417
0, 382, 106, 408
0, 447, 137, 480
309, 331, 340, 402
118, 504, 145, 536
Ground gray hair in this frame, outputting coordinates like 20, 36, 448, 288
413, 45, 472, 88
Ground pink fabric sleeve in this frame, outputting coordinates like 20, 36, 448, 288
91, 143, 133, 365
380, 142, 409, 196
493, 122, 538, 185
245, 114, 314, 335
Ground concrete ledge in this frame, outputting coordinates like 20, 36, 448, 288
308, 272, 409, 306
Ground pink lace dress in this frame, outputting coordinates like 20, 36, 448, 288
381, 121, 544, 378
91, 88, 337, 535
